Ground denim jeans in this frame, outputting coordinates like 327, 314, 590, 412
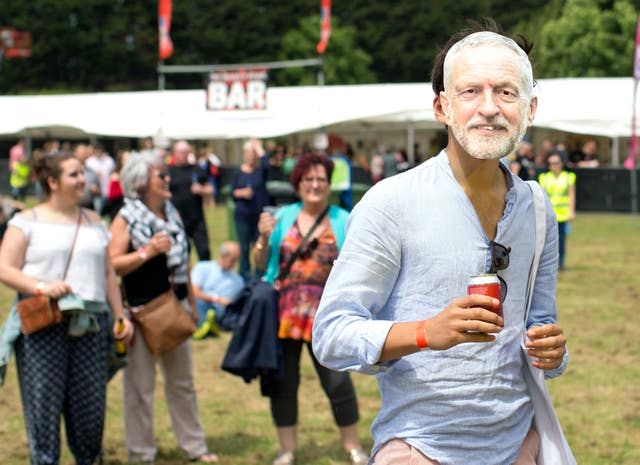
558, 221, 567, 269
195, 299, 225, 327
235, 212, 259, 281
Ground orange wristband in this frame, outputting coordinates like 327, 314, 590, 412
416, 320, 428, 349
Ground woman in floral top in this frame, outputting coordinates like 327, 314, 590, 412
254, 153, 368, 465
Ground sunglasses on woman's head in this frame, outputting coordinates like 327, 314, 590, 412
489, 240, 511, 302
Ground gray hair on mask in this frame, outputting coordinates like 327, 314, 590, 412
443, 31, 534, 100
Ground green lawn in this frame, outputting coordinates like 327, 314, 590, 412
0, 207, 638, 464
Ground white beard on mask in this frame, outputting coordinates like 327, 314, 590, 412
447, 105, 530, 160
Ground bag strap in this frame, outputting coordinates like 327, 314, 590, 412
61, 210, 83, 281
524, 182, 577, 465
525, 181, 547, 322
275, 205, 329, 284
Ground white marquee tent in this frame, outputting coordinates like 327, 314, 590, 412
1, 77, 637, 164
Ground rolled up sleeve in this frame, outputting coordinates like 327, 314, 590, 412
313, 183, 401, 374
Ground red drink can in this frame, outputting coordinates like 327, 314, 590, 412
467, 274, 502, 317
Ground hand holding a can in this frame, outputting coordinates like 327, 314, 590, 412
468, 274, 504, 317
421, 294, 504, 350
525, 324, 567, 370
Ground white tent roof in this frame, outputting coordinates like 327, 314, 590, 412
0, 78, 637, 140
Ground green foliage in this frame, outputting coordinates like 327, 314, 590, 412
274, 15, 376, 86
3, 0, 637, 92
335, 0, 555, 84
536, 0, 638, 78
0, 0, 158, 92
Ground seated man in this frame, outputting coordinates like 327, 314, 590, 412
191, 241, 244, 338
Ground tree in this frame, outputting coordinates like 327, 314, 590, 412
0, 0, 158, 93
536, 0, 638, 78
273, 15, 376, 86
334, 0, 559, 84
1, 0, 604, 93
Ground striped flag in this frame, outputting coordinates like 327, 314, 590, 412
624, 14, 640, 169
316, 0, 331, 54
158, 0, 173, 60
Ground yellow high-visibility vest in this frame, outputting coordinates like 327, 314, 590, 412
10, 161, 30, 189
538, 171, 576, 222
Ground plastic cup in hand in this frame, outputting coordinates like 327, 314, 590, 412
263, 205, 278, 216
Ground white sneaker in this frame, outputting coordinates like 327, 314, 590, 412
272, 450, 295, 465
348, 448, 369, 465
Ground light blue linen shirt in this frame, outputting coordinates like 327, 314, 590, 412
312, 151, 568, 465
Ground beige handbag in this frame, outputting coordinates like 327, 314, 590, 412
129, 284, 196, 356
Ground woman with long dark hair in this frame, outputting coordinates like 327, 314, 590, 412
0, 151, 133, 464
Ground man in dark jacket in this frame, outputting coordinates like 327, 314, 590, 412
168, 140, 213, 260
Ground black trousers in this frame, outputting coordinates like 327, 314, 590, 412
184, 216, 211, 261
270, 338, 359, 427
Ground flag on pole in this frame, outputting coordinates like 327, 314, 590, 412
316, 0, 331, 54
624, 14, 640, 169
158, 0, 173, 60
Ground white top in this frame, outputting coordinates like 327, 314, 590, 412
9, 214, 109, 302
85, 154, 115, 196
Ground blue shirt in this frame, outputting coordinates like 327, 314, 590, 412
230, 156, 270, 217
191, 260, 245, 314
312, 151, 568, 465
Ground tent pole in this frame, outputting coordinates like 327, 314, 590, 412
317, 56, 325, 86
631, 167, 638, 214
611, 137, 619, 166
158, 60, 165, 90
25, 133, 32, 160
407, 123, 415, 166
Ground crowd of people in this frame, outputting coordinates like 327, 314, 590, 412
0, 137, 375, 465
505, 137, 600, 183
0, 126, 587, 465
0, 128, 586, 465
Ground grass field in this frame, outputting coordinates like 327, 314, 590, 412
0, 206, 639, 465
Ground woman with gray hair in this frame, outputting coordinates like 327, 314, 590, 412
109, 152, 219, 463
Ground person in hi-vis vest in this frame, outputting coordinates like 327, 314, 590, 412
539, 151, 576, 270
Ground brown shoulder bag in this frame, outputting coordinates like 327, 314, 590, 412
17, 211, 82, 335
129, 285, 196, 356
123, 267, 196, 356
